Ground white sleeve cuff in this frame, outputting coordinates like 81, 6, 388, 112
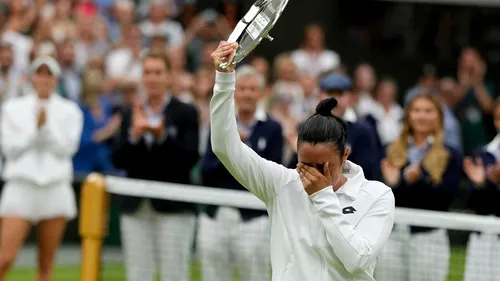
214, 71, 236, 92
309, 186, 336, 204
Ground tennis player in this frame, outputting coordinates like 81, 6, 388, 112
0, 56, 83, 281
210, 41, 395, 280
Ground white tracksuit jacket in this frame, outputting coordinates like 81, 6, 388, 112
210, 71, 395, 281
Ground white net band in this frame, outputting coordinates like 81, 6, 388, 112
106, 175, 500, 233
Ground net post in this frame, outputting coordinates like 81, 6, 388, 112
79, 173, 109, 281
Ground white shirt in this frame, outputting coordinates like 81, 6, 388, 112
1, 93, 83, 186
291, 49, 340, 78
210, 72, 395, 281
1, 30, 33, 71
355, 94, 378, 118
139, 19, 184, 48
371, 103, 403, 146
105, 48, 142, 81
486, 134, 500, 161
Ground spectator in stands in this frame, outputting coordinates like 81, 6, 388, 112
287, 73, 382, 180
249, 56, 272, 103
463, 97, 500, 281
191, 67, 214, 156
454, 47, 496, 155
297, 73, 319, 118
105, 24, 143, 82
73, 70, 117, 175
73, 13, 109, 70
370, 77, 403, 147
112, 52, 199, 281
404, 64, 439, 105
106, 0, 136, 45
184, 14, 228, 72
0, 56, 83, 281
200, 65, 281, 281
272, 53, 305, 120
291, 24, 340, 78
1, 0, 36, 70
56, 39, 82, 102
139, 0, 184, 49
376, 93, 461, 281
0, 41, 23, 101
438, 77, 463, 153
168, 47, 194, 103
51, 0, 77, 43
351, 63, 377, 118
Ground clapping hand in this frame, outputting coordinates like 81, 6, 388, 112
381, 159, 401, 187
486, 162, 500, 184
147, 118, 166, 139
463, 157, 486, 186
131, 99, 148, 139
37, 106, 46, 128
403, 164, 421, 184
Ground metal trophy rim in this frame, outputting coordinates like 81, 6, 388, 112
219, 0, 290, 69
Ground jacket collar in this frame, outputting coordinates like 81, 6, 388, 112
486, 134, 500, 154
336, 160, 364, 200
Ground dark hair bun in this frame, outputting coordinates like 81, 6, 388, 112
315, 97, 338, 117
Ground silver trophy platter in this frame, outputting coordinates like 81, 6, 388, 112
219, 0, 290, 69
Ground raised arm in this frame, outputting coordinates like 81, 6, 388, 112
210, 42, 293, 203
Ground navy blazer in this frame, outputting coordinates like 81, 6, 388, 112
467, 150, 500, 217
391, 146, 462, 233
112, 97, 200, 214
202, 115, 284, 221
287, 119, 382, 181
363, 114, 385, 161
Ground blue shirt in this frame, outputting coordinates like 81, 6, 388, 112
73, 98, 115, 174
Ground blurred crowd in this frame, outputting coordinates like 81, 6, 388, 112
0, 0, 499, 281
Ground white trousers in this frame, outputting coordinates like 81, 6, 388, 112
375, 225, 450, 281
197, 207, 271, 281
464, 232, 500, 281
120, 200, 196, 281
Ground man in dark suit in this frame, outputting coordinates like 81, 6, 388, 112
198, 65, 283, 281
112, 52, 199, 281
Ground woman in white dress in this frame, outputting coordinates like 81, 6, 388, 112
0, 56, 83, 281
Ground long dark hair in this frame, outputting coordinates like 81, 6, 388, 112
297, 98, 348, 157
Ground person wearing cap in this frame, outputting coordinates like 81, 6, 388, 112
288, 73, 382, 181
0, 56, 83, 281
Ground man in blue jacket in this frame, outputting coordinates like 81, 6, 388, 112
200, 65, 284, 281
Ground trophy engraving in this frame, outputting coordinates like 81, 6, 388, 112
219, 0, 290, 69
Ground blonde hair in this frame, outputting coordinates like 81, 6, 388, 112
81, 70, 105, 106
386, 93, 449, 184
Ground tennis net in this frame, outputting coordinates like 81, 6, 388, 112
79, 174, 500, 281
